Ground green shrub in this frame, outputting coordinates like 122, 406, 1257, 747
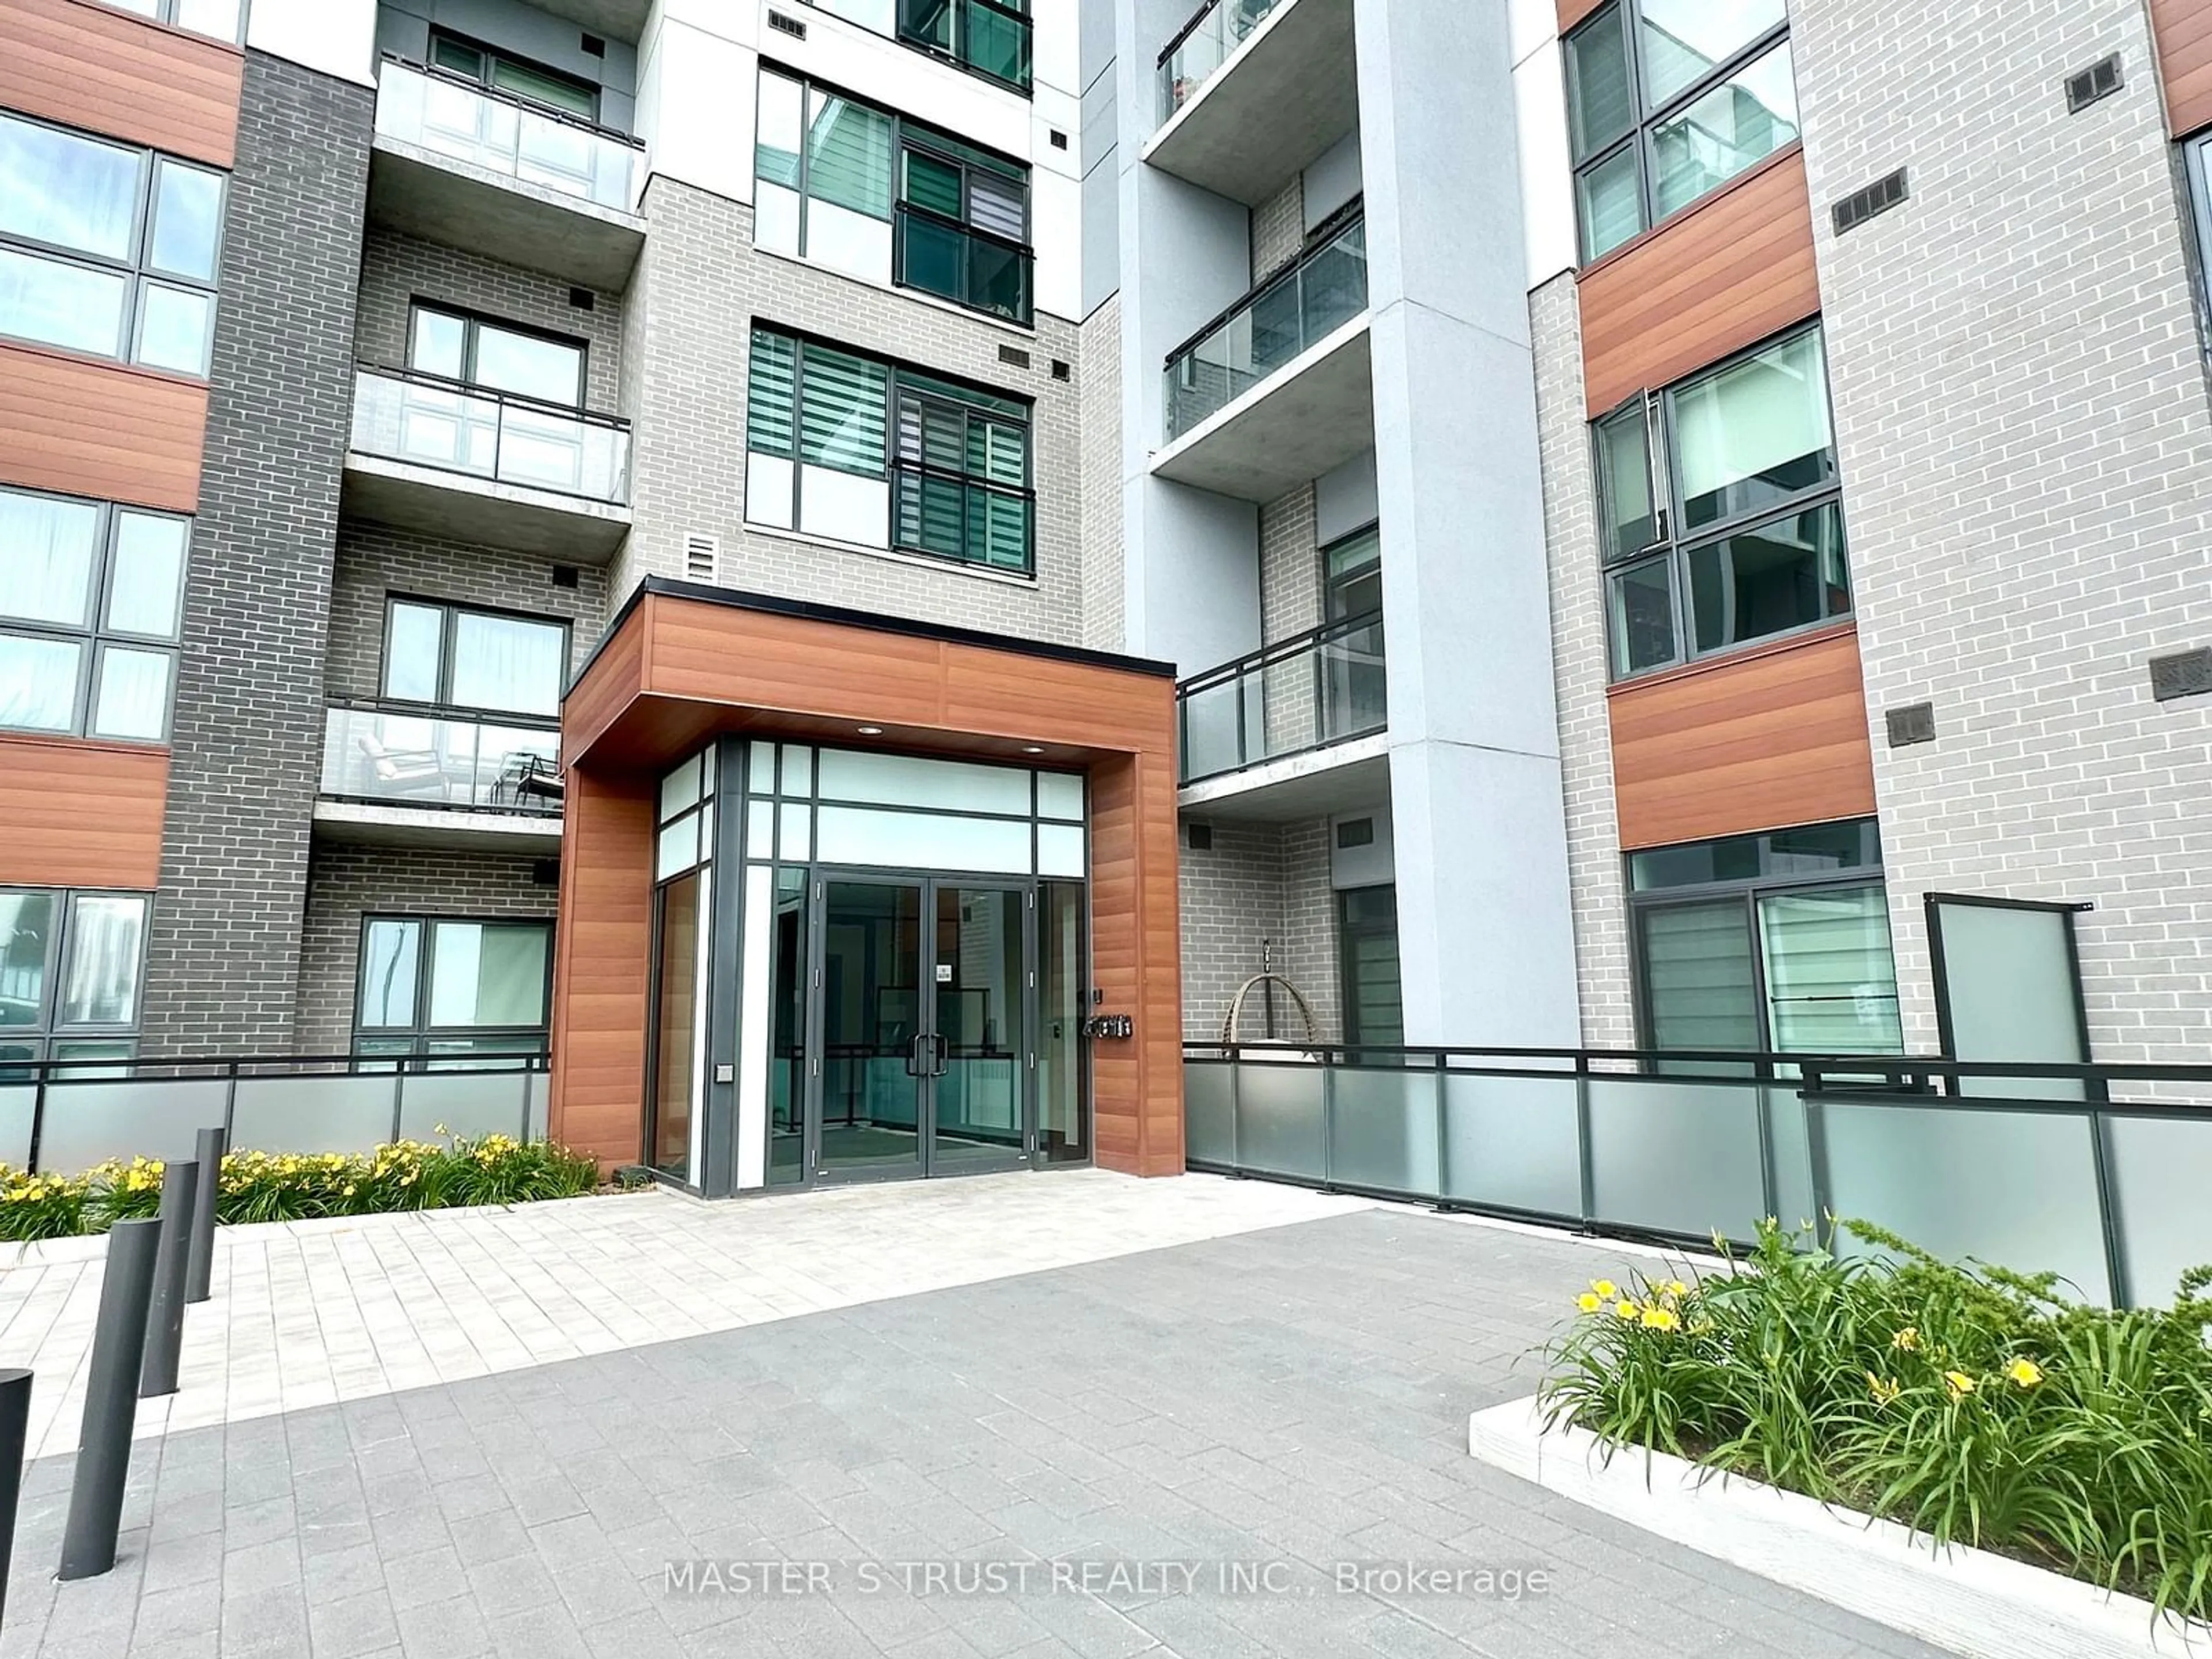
1540, 1219, 2212, 1627
0, 1133, 600, 1240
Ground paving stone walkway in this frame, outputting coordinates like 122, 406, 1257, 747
0, 1173, 1949, 1658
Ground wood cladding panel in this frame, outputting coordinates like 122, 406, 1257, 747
0, 735, 167, 889
548, 768, 655, 1168
2153, 0, 2212, 137
1557, 0, 1607, 32
0, 345, 207, 513
0, 0, 241, 168
1609, 627, 1876, 851
1578, 149, 1820, 416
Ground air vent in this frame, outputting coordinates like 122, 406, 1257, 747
1885, 702, 1937, 748
1049, 130, 1069, 150
2066, 54, 2123, 113
998, 344, 1031, 369
550, 563, 579, 589
569, 287, 595, 311
685, 534, 720, 582
1833, 168, 1908, 236
581, 32, 605, 58
768, 10, 806, 38
532, 859, 562, 887
1186, 822, 1213, 852
1050, 359, 1071, 381
2149, 647, 2212, 703
1335, 817, 1376, 850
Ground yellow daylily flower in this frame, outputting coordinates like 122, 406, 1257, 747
1590, 1279, 1618, 1301
1944, 1370, 1977, 1400
1640, 1305, 1680, 1332
1892, 1327, 1921, 1353
1613, 1300, 1640, 1321
1576, 1291, 1603, 1314
2004, 1357, 2043, 1390
1866, 1372, 1902, 1406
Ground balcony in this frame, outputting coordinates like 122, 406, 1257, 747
368, 55, 646, 291
1146, 0, 1358, 206
1177, 611, 1388, 817
342, 366, 633, 560
1154, 212, 1372, 502
316, 704, 563, 854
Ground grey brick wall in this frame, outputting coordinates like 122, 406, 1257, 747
1794, 0, 2212, 1061
353, 229, 627, 412
141, 52, 373, 1056
1079, 293, 1124, 653
1258, 484, 1319, 641
296, 844, 559, 1053
326, 525, 609, 703
1179, 819, 1341, 1041
612, 178, 1088, 646
1251, 176, 1305, 280
1531, 274, 1635, 1048
1278, 819, 1340, 1040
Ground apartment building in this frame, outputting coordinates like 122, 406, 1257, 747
1, 0, 2207, 1197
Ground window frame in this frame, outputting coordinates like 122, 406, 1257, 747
0, 484, 189, 744
746, 323, 1038, 577
895, 0, 1035, 95
404, 300, 590, 411
377, 594, 571, 721
351, 913, 556, 1060
0, 887, 153, 1070
426, 29, 603, 123
0, 110, 227, 376
103, 0, 249, 46
754, 65, 1035, 324
1564, 0, 1796, 265
1596, 321, 1850, 682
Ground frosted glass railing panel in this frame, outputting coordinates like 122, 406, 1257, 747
1327, 1065, 1438, 1194
1762, 1084, 1816, 1231
322, 707, 560, 813
39, 1079, 230, 1173
0, 1087, 33, 1168
2103, 1115, 2212, 1308
1587, 1078, 1767, 1241
399, 1073, 532, 1143
1234, 1062, 1325, 1181
1440, 1073, 1582, 1218
231, 1075, 395, 1157
374, 59, 639, 211
528, 1071, 551, 1141
1185, 1062, 1235, 1164
1821, 1102, 2111, 1303
350, 369, 631, 504
1159, 0, 1287, 121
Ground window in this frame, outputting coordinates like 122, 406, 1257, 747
755, 69, 1033, 322
1324, 524, 1381, 623
354, 917, 553, 1060
1597, 324, 1848, 680
102, 0, 246, 45
0, 112, 225, 374
0, 486, 187, 741
898, 0, 1032, 92
381, 599, 568, 718
408, 305, 585, 407
0, 888, 150, 1074
745, 325, 1035, 574
1565, 0, 1798, 262
1339, 885, 1403, 1047
429, 33, 599, 120
1630, 819, 1900, 1061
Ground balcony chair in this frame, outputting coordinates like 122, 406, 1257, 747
354, 734, 450, 801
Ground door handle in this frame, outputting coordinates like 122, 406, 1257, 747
930, 1033, 950, 1078
906, 1033, 927, 1078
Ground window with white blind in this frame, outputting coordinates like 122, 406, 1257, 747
0, 888, 150, 1075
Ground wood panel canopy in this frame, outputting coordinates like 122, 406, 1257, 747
2152, 0, 2212, 138
1608, 626, 1876, 853
0, 0, 243, 169
0, 344, 209, 513
551, 581, 1186, 1179
1577, 147, 1820, 416
0, 734, 169, 889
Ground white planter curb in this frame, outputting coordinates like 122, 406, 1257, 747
1467, 1395, 2203, 1659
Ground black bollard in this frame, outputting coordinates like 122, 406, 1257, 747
60, 1218, 159, 1581
184, 1126, 226, 1305
138, 1160, 198, 1400
0, 1369, 29, 1627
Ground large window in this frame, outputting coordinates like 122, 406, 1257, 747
381, 599, 568, 718
755, 69, 1033, 322
745, 325, 1035, 574
0, 112, 224, 374
104, 0, 246, 44
1630, 819, 1900, 1060
409, 305, 585, 407
354, 917, 553, 1060
0, 889, 150, 1074
898, 0, 1032, 92
429, 33, 599, 120
1597, 324, 1848, 680
1565, 0, 1798, 262
0, 487, 188, 742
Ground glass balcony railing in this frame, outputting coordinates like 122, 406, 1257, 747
1177, 610, 1386, 785
373, 55, 642, 213
1160, 0, 1286, 122
1164, 212, 1366, 441
350, 366, 632, 505
321, 705, 563, 816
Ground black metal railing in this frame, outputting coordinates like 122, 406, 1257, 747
1184, 1042, 2212, 1309
1177, 609, 1385, 785
350, 365, 632, 504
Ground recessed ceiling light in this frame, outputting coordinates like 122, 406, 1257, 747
857, 725, 884, 736
1022, 745, 1045, 754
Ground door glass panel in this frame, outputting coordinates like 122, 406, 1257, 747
652, 873, 701, 1179
932, 886, 1027, 1169
769, 868, 809, 1184
1757, 885, 1902, 1056
819, 881, 925, 1176
1039, 881, 1085, 1162
1340, 885, 1403, 1047
1641, 899, 1760, 1057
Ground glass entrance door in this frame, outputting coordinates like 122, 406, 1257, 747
809, 874, 1037, 1183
